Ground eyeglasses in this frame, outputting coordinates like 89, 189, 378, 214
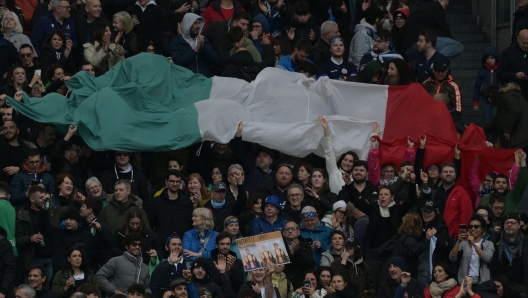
468, 225, 481, 230
504, 221, 519, 226
211, 171, 221, 175
288, 194, 303, 198
130, 242, 142, 247
383, 170, 395, 174
284, 227, 299, 231
19, 53, 32, 58
492, 206, 504, 211
89, 185, 101, 191
428, 166, 439, 171
168, 180, 182, 185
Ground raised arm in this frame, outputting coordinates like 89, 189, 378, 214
319, 116, 342, 194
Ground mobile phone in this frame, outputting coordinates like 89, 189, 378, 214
459, 224, 467, 230
306, 238, 313, 246
31, 180, 39, 186
303, 279, 311, 288
34, 70, 41, 76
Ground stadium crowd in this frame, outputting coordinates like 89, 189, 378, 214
2, 0, 528, 297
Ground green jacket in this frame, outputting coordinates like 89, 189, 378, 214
99, 194, 150, 233
479, 167, 528, 213
51, 270, 100, 298
15, 208, 52, 272
0, 199, 17, 257
229, 38, 262, 63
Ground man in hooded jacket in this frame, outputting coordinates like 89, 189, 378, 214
170, 13, 218, 78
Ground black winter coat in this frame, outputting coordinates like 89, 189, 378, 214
402, 1, 452, 52
39, 44, 77, 79
283, 235, 315, 288
222, 44, 275, 82
0, 228, 15, 296
284, 17, 320, 45
496, 43, 528, 102
377, 277, 424, 298
207, 248, 244, 294
0, 35, 18, 86
204, 197, 235, 233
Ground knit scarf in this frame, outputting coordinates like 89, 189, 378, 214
23, 163, 45, 174
379, 177, 398, 186
379, 201, 396, 218
484, 62, 499, 71
479, 184, 493, 198
498, 231, 524, 265
429, 278, 458, 298
210, 199, 226, 208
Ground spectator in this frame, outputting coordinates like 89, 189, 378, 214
303, 169, 336, 218
112, 207, 159, 266
0, 182, 15, 252
14, 285, 36, 298
0, 0, 24, 29
512, 0, 528, 45
223, 216, 243, 259
187, 173, 212, 207
52, 173, 77, 208
377, 257, 423, 298
83, 24, 125, 74
294, 163, 312, 188
318, 36, 358, 80
281, 183, 307, 224
1, 66, 43, 98
472, 47, 500, 142
320, 230, 346, 267
96, 233, 151, 294
273, 164, 293, 206
282, 221, 315, 288
50, 247, 100, 298
33, 124, 56, 161
238, 193, 263, 236
374, 0, 407, 31
204, 182, 233, 232
449, 215, 494, 284
170, 13, 218, 78
271, 35, 292, 65
100, 152, 149, 204
0, 120, 37, 184
85, 177, 107, 206
15, 186, 53, 288
403, 0, 463, 61
310, 21, 340, 67
80, 62, 95, 76
99, 179, 150, 233
330, 239, 375, 296
490, 213, 528, 286
382, 58, 416, 86
79, 196, 113, 270
76, 284, 98, 298
348, 6, 386, 70
126, 284, 145, 298
423, 261, 461, 298
182, 207, 219, 261
27, 266, 60, 298
483, 83, 528, 151
50, 126, 87, 193
31, 0, 78, 56
202, 0, 244, 29
0, 224, 15, 298
359, 29, 402, 70
249, 14, 270, 55
39, 30, 76, 77
290, 269, 319, 298
30, 0, 53, 32
0, 31, 17, 86
188, 257, 227, 296
10, 148, 54, 208
276, 38, 312, 72
337, 160, 379, 206
390, 8, 408, 56
227, 26, 261, 63
170, 279, 198, 298
299, 206, 332, 265
149, 170, 192, 254
17, 44, 40, 83
112, 11, 139, 58
74, 0, 110, 46
203, 11, 251, 73
422, 56, 462, 115
249, 196, 288, 235
150, 235, 185, 298
1, 11, 35, 53
204, 231, 243, 294
125, 0, 169, 56
284, 1, 319, 46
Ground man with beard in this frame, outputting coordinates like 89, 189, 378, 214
377, 257, 423, 298
34, 124, 56, 164
233, 122, 275, 196
359, 29, 402, 70
274, 164, 293, 206
171, 13, 218, 77
205, 232, 243, 293
188, 257, 233, 297
249, 196, 288, 235
479, 150, 528, 215
429, 162, 472, 239
337, 160, 379, 205
27, 266, 60, 298
10, 149, 54, 208
276, 39, 312, 72
150, 170, 192, 253
0, 120, 35, 184
412, 30, 449, 84
151, 235, 185, 297
318, 36, 357, 80
491, 213, 528, 286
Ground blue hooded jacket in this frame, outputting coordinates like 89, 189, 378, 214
300, 223, 332, 266
472, 47, 500, 105
30, 11, 78, 56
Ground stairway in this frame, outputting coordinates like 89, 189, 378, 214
407, 0, 489, 125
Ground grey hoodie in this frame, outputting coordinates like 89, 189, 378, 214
348, 18, 377, 69
182, 13, 204, 49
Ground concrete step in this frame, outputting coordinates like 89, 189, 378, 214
450, 61, 483, 69
454, 51, 486, 61
445, 4, 472, 14
453, 33, 487, 43
447, 15, 478, 25
450, 25, 482, 34
458, 42, 489, 51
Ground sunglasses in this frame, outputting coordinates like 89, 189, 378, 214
468, 225, 481, 230
130, 242, 142, 247
19, 53, 32, 58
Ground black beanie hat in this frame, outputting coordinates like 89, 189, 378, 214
191, 257, 209, 275
62, 208, 82, 224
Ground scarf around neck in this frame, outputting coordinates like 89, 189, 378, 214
429, 278, 458, 298
379, 201, 396, 217
499, 231, 524, 265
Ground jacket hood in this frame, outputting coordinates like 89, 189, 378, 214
182, 13, 204, 48
354, 18, 376, 33
252, 14, 270, 34
227, 49, 256, 66
499, 82, 521, 93
360, 60, 382, 82
481, 47, 499, 64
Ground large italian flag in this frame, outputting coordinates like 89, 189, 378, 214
8, 53, 459, 158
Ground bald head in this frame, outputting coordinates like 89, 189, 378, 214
518, 29, 528, 51
85, 0, 102, 20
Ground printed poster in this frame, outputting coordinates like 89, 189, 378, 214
235, 231, 290, 271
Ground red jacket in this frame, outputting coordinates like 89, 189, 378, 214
202, 0, 244, 29
443, 185, 473, 239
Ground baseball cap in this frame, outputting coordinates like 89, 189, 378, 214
211, 182, 226, 192
433, 57, 449, 71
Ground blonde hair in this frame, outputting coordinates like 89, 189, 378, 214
398, 212, 423, 236
113, 11, 133, 34
193, 207, 215, 230
1, 12, 24, 34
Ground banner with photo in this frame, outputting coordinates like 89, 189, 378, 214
235, 231, 290, 272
